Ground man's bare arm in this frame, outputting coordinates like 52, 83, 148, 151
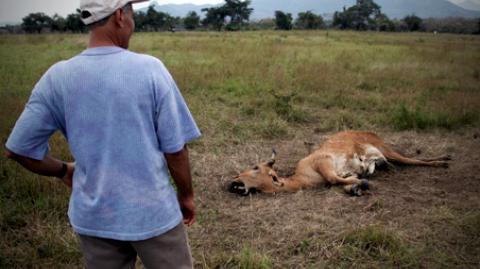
164, 146, 195, 226
4, 149, 74, 187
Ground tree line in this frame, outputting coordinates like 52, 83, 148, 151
2, 0, 479, 34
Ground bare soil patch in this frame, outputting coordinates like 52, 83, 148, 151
188, 129, 480, 268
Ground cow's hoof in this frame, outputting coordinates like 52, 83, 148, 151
360, 179, 369, 191
349, 184, 362, 196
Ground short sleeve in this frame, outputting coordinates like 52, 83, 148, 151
155, 83, 201, 154
5, 77, 59, 160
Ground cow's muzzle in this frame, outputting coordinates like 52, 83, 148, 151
228, 181, 257, 196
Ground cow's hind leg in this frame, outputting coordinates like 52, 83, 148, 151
314, 158, 369, 196
315, 158, 362, 185
381, 147, 449, 168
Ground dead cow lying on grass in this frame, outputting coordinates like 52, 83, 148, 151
229, 131, 450, 196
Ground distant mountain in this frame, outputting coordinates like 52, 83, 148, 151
249, 0, 355, 19
144, 0, 354, 19
448, 0, 480, 11
376, 0, 480, 18
147, 3, 214, 17
146, 0, 480, 19
0, 21, 17, 26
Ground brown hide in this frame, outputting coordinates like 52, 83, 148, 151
229, 131, 450, 196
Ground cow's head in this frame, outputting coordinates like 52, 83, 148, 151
228, 150, 281, 196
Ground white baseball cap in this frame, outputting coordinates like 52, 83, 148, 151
80, 0, 149, 25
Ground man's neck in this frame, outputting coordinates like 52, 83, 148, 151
88, 30, 122, 48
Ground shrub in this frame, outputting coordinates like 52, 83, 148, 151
390, 104, 478, 130
271, 93, 308, 123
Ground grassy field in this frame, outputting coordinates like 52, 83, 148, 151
0, 31, 479, 268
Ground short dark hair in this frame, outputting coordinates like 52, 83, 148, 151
88, 3, 133, 30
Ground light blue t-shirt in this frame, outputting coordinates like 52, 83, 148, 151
6, 46, 201, 240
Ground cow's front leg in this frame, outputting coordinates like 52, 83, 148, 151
343, 178, 369, 196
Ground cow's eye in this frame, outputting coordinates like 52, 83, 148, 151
253, 166, 259, 170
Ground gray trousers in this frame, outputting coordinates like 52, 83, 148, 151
78, 223, 193, 269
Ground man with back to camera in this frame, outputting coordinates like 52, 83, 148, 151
4, 0, 201, 268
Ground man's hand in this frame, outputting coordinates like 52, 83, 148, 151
60, 162, 75, 188
178, 195, 195, 226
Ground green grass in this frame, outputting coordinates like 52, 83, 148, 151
277, 210, 480, 269
418, 208, 480, 268
197, 246, 272, 269
391, 103, 479, 130
1, 32, 479, 145
0, 31, 479, 268
233, 246, 272, 269
338, 226, 418, 268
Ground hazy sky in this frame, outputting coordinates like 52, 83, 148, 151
0, 0, 223, 24
2, 0, 480, 24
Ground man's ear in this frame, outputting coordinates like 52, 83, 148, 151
113, 8, 125, 27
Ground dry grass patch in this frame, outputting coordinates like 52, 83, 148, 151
1, 31, 479, 268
